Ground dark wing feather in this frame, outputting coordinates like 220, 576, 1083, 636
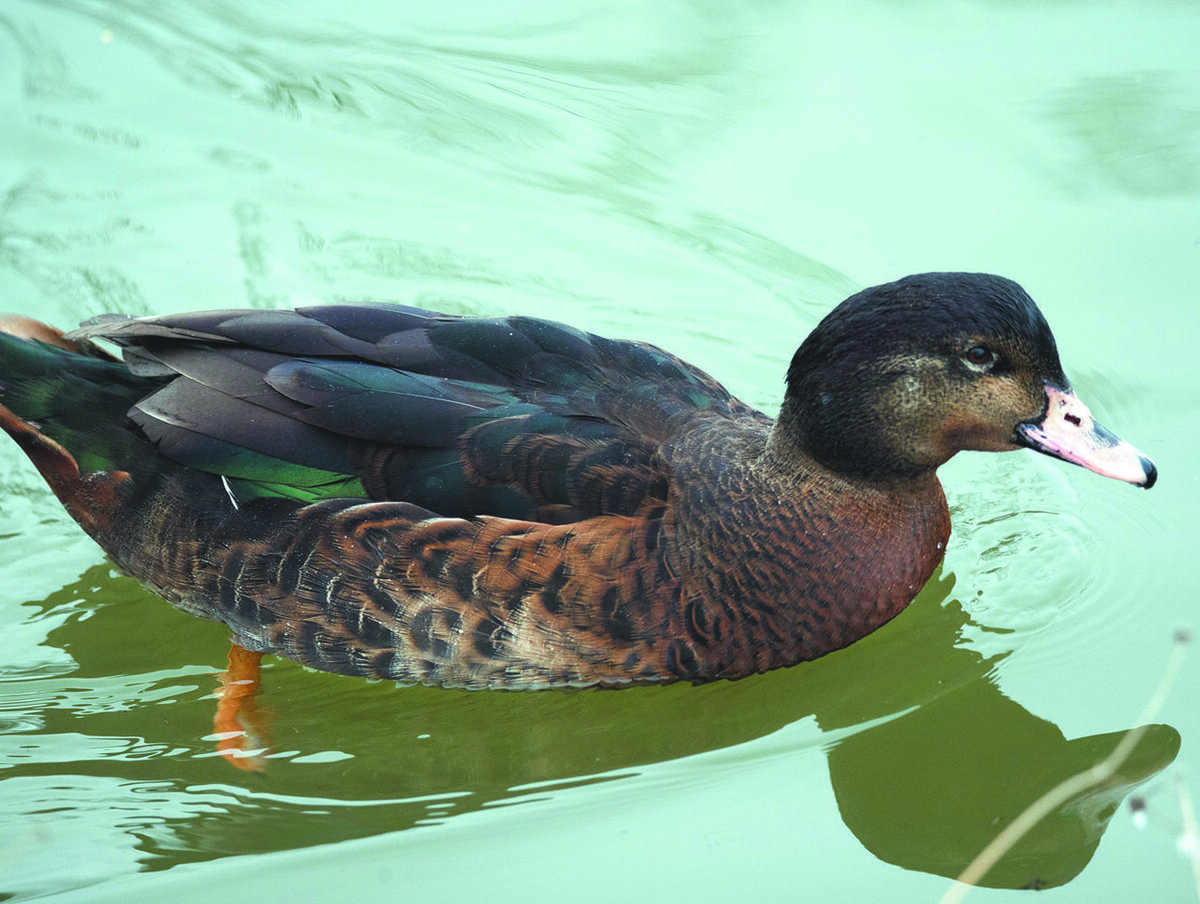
267, 360, 499, 447
69, 303, 752, 520
130, 379, 353, 473
128, 346, 308, 413
296, 303, 440, 343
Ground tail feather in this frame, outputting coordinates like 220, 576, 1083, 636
0, 317, 154, 540
0, 319, 155, 474
0, 400, 131, 535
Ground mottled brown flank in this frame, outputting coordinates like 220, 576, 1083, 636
1, 396, 949, 689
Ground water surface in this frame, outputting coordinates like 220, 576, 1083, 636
1, 1, 1198, 901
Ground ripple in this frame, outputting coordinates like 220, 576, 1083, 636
944, 448, 1168, 672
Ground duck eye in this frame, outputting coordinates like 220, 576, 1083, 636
964, 346, 995, 368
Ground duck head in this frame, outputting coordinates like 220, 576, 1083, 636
776, 272, 1156, 488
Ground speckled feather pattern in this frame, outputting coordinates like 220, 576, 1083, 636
48, 411, 948, 688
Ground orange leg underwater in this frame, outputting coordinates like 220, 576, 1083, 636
213, 643, 270, 772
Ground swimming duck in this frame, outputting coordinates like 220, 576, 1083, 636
0, 273, 1155, 689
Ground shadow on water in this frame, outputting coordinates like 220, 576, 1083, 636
6, 565, 1180, 890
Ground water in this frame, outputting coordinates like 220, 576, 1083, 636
2, 1, 1198, 901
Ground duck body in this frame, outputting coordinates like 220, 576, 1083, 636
0, 273, 1154, 688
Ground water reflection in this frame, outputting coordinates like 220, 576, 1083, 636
0, 565, 1179, 893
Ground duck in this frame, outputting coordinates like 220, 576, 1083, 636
0, 272, 1156, 690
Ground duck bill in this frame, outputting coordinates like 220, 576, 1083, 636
1015, 385, 1157, 488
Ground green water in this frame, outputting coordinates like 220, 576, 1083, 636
2, 1, 1198, 901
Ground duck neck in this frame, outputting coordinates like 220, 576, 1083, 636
754, 424, 952, 668
766, 395, 940, 491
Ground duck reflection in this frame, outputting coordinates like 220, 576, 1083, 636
20, 565, 1179, 889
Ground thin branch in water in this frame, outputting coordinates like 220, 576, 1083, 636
939, 629, 1192, 904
